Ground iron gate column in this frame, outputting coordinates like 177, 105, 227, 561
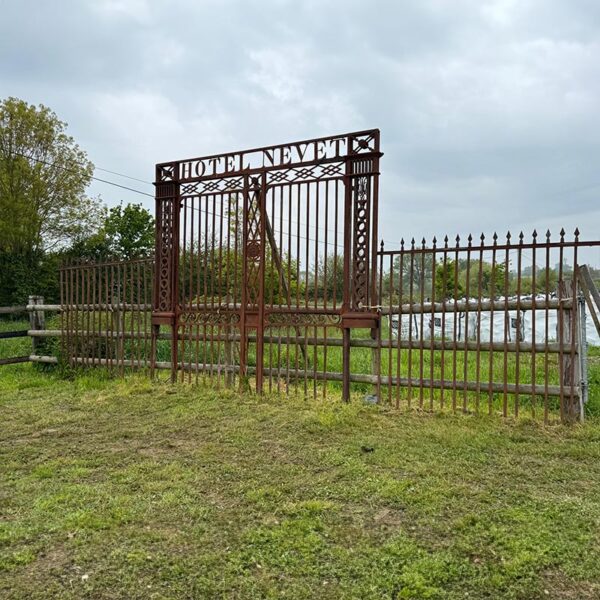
152, 162, 181, 382
341, 133, 382, 402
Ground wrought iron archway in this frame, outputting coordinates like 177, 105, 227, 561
151, 129, 382, 398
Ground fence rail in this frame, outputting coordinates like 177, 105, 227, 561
3, 231, 600, 423
0, 297, 53, 365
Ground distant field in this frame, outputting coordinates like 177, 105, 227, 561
1, 367, 600, 598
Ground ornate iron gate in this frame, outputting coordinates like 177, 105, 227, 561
152, 130, 382, 398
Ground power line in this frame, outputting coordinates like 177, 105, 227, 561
93, 166, 152, 186
11, 151, 154, 198
88, 176, 153, 198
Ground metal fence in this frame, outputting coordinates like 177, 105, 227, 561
59, 258, 154, 373
375, 230, 599, 422
43, 131, 600, 422
51, 230, 600, 422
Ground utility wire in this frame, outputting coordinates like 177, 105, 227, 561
92, 166, 152, 186
11, 151, 154, 197
87, 176, 153, 198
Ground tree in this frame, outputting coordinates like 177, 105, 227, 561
104, 203, 154, 259
0, 97, 101, 253
462, 261, 506, 297
307, 253, 344, 303
434, 259, 463, 300
67, 203, 155, 262
0, 97, 104, 304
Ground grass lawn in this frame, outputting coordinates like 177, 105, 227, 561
1, 366, 600, 599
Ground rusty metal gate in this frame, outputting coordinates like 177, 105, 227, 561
152, 130, 382, 399
57, 129, 600, 421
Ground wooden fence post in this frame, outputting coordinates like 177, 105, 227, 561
578, 265, 600, 337
577, 291, 588, 420
28, 296, 45, 355
371, 326, 381, 401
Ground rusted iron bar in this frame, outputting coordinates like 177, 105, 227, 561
378, 240, 600, 255
28, 353, 569, 399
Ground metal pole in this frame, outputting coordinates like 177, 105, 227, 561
578, 291, 588, 420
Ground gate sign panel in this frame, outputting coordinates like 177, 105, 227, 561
152, 130, 382, 397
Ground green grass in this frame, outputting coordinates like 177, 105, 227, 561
1, 367, 600, 598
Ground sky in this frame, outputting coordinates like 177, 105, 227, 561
1, 0, 600, 253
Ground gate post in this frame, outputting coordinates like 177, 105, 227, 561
341, 153, 353, 402
28, 295, 45, 355
152, 163, 181, 382
341, 132, 382, 402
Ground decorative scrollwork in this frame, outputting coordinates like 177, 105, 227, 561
267, 162, 344, 185
268, 312, 342, 327
157, 198, 175, 312
158, 164, 175, 182
180, 311, 240, 326
244, 187, 263, 306
179, 177, 244, 197
349, 133, 376, 154
352, 174, 371, 310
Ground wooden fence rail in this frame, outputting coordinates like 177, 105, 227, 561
0, 297, 56, 365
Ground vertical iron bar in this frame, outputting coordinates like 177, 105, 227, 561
531, 231, 538, 418
463, 235, 472, 412
429, 237, 437, 410
558, 228, 565, 421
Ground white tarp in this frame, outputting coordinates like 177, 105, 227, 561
389, 296, 599, 346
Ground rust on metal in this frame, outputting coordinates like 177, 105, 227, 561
152, 130, 382, 399
55, 130, 600, 422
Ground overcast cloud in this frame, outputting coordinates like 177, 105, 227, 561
1, 0, 599, 249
